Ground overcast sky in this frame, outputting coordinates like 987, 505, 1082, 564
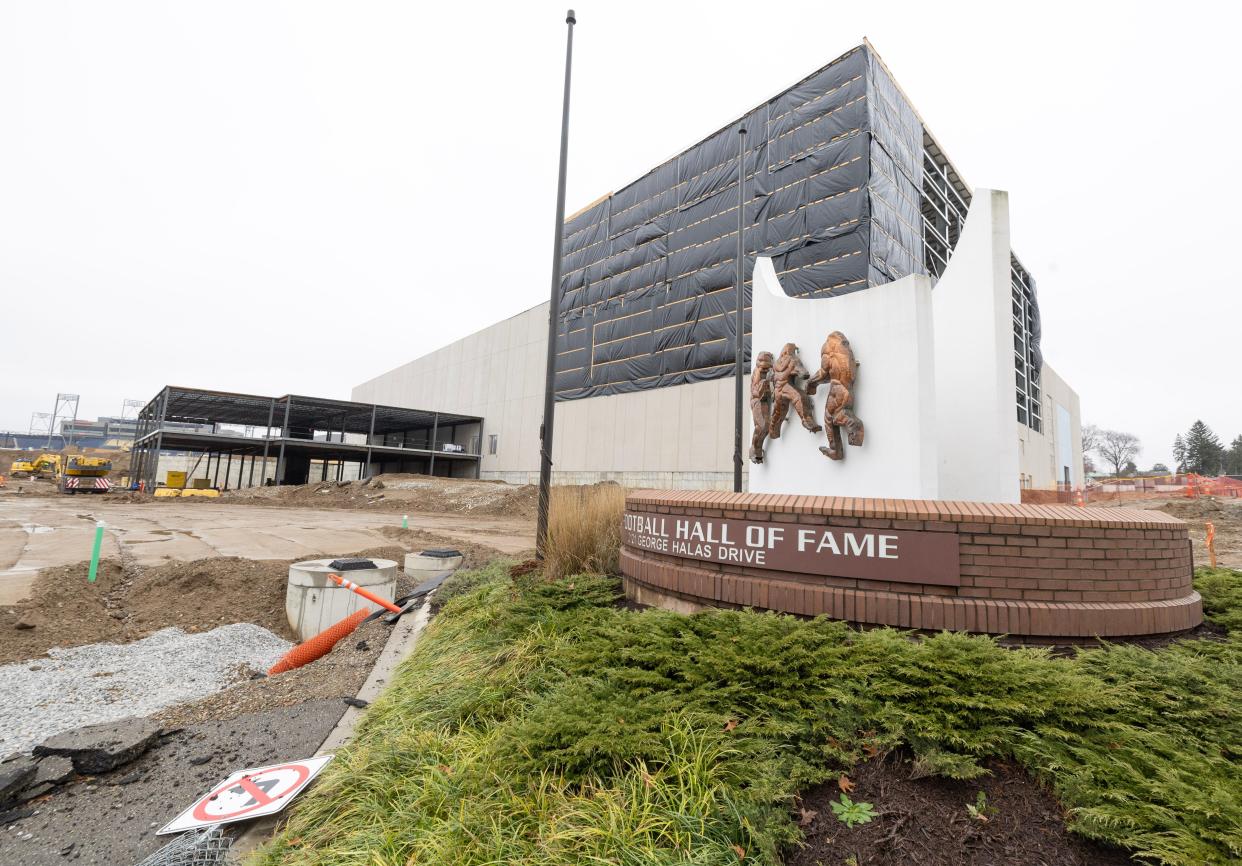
1, 1, 1238, 468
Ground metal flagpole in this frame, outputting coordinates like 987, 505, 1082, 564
733, 125, 747, 493
536, 8, 577, 560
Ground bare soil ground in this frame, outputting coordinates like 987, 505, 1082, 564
0, 530, 501, 666
788, 753, 1135, 866
0, 557, 295, 665
222, 473, 538, 519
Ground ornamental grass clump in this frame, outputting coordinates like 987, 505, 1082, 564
254, 564, 1242, 866
543, 483, 626, 579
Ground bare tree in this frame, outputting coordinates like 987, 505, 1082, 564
1097, 429, 1141, 480
1081, 423, 1100, 475
1081, 423, 1100, 454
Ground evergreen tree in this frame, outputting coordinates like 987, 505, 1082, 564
1227, 435, 1242, 476
1172, 434, 1187, 472
1182, 420, 1224, 475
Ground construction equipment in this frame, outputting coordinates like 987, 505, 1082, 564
60, 455, 113, 494
9, 453, 62, 479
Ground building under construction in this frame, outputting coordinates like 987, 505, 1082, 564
129, 386, 482, 490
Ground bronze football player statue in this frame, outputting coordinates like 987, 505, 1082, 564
768, 343, 822, 440
806, 330, 863, 460
748, 351, 775, 463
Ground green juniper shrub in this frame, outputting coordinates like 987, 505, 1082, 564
254, 565, 1242, 866
1196, 566, 1242, 631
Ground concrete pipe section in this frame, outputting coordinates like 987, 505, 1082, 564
404, 549, 463, 582
286, 558, 398, 641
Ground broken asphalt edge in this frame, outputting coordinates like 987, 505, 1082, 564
223, 591, 437, 862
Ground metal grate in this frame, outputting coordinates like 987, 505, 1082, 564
133, 827, 232, 866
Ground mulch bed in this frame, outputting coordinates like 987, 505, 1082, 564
786, 753, 1137, 866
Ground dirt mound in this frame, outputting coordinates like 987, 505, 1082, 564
125, 557, 292, 638
222, 473, 538, 519
1156, 497, 1228, 519
0, 556, 296, 665
376, 526, 505, 570
0, 533, 502, 666
1019, 489, 1073, 505
0, 561, 128, 664
789, 754, 1135, 866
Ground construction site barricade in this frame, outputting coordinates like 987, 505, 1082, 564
268, 608, 369, 676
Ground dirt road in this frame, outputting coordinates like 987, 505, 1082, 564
0, 495, 533, 604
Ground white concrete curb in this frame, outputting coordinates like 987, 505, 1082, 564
225, 592, 438, 862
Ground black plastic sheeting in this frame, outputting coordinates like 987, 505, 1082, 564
554, 43, 1034, 401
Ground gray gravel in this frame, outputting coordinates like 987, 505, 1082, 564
0, 624, 291, 757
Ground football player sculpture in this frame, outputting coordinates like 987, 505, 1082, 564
806, 330, 863, 460
767, 342, 822, 442
748, 351, 775, 463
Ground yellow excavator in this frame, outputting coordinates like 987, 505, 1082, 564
8, 453, 61, 479
7, 453, 113, 493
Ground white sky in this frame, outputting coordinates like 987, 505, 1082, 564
1, 1, 1238, 468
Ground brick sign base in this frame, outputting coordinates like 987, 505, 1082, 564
619, 491, 1202, 639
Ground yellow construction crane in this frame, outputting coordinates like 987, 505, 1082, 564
61, 455, 113, 494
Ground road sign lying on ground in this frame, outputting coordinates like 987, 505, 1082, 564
158, 754, 334, 835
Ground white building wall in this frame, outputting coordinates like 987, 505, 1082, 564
350, 305, 741, 489
1017, 363, 1084, 490
352, 304, 548, 480
932, 189, 1023, 503
748, 258, 940, 499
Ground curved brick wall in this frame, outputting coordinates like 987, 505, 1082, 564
620, 491, 1202, 638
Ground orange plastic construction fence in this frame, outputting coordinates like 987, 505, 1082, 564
1184, 474, 1242, 498
268, 608, 369, 676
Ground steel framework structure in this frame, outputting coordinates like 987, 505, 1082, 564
130, 386, 483, 492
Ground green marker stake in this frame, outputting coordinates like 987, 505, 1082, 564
88, 520, 105, 583
402, 514, 408, 530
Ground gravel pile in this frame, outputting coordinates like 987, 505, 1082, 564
0, 624, 291, 756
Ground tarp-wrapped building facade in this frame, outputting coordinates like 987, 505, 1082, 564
354, 42, 1075, 492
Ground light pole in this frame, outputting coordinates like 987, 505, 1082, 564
733, 126, 747, 493
536, 9, 577, 559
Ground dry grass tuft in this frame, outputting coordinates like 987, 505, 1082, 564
544, 483, 626, 580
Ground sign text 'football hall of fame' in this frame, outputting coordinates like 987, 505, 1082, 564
623, 512, 960, 586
